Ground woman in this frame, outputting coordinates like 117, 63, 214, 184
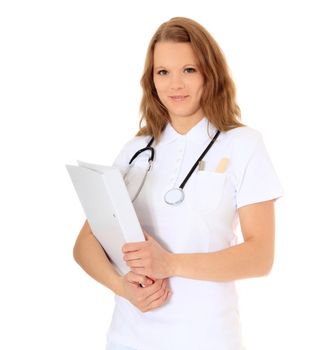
73, 17, 283, 350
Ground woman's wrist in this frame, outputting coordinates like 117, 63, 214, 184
109, 274, 126, 298
168, 253, 179, 277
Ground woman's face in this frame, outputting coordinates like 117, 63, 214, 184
153, 41, 204, 124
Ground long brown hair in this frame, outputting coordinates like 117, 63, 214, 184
136, 17, 244, 142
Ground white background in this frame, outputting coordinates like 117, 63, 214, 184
1, 0, 308, 349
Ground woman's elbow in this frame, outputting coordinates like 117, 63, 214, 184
73, 220, 91, 263
73, 238, 82, 264
258, 254, 274, 277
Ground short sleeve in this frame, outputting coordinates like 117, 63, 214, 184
236, 134, 284, 208
111, 136, 150, 177
111, 140, 131, 177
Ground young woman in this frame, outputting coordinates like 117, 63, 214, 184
73, 17, 283, 350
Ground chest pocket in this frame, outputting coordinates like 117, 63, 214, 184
188, 170, 226, 214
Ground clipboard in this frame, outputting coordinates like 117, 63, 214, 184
66, 160, 145, 275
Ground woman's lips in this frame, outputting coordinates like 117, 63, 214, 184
169, 95, 189, 102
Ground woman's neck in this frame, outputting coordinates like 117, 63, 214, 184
170, 115, 205, 135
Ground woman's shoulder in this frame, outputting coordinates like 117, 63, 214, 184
223, 125, 263, 151
224, 125, 262, 140
112, 135, 152, 171
117, 134, 152, 157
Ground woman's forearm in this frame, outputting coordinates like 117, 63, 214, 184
169, 238, 273, 282
123, 201, 275, 282
73, 222, 125, 297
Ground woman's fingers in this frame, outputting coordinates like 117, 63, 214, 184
122, 272, 171, 313
144, 284, 172, 312
127, 271, 154, 286
143, 279, 171, 310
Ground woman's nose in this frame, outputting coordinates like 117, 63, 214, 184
170, 74, 185, 90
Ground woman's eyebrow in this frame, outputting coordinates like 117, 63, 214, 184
154, 64, 198, 70
154, 66, 167, 70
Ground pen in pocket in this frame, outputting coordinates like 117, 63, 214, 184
198, 160, 205, 171
215, 157, 229, 173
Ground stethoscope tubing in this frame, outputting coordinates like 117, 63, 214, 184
126, 128, 220, 204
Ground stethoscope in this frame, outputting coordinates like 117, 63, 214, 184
123, 129, 220, 205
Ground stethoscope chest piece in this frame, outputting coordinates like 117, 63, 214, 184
164, 187, 185, 206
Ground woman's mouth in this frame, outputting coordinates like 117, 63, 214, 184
169, 95, 189, 102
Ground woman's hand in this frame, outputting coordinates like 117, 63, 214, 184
120, 271, 172, 313
122, 230, 174, 280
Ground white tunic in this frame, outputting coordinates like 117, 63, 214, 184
106, 117, 284, 350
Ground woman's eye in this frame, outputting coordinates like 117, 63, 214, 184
157, 70, 168, 76
184, 67, 196, 73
